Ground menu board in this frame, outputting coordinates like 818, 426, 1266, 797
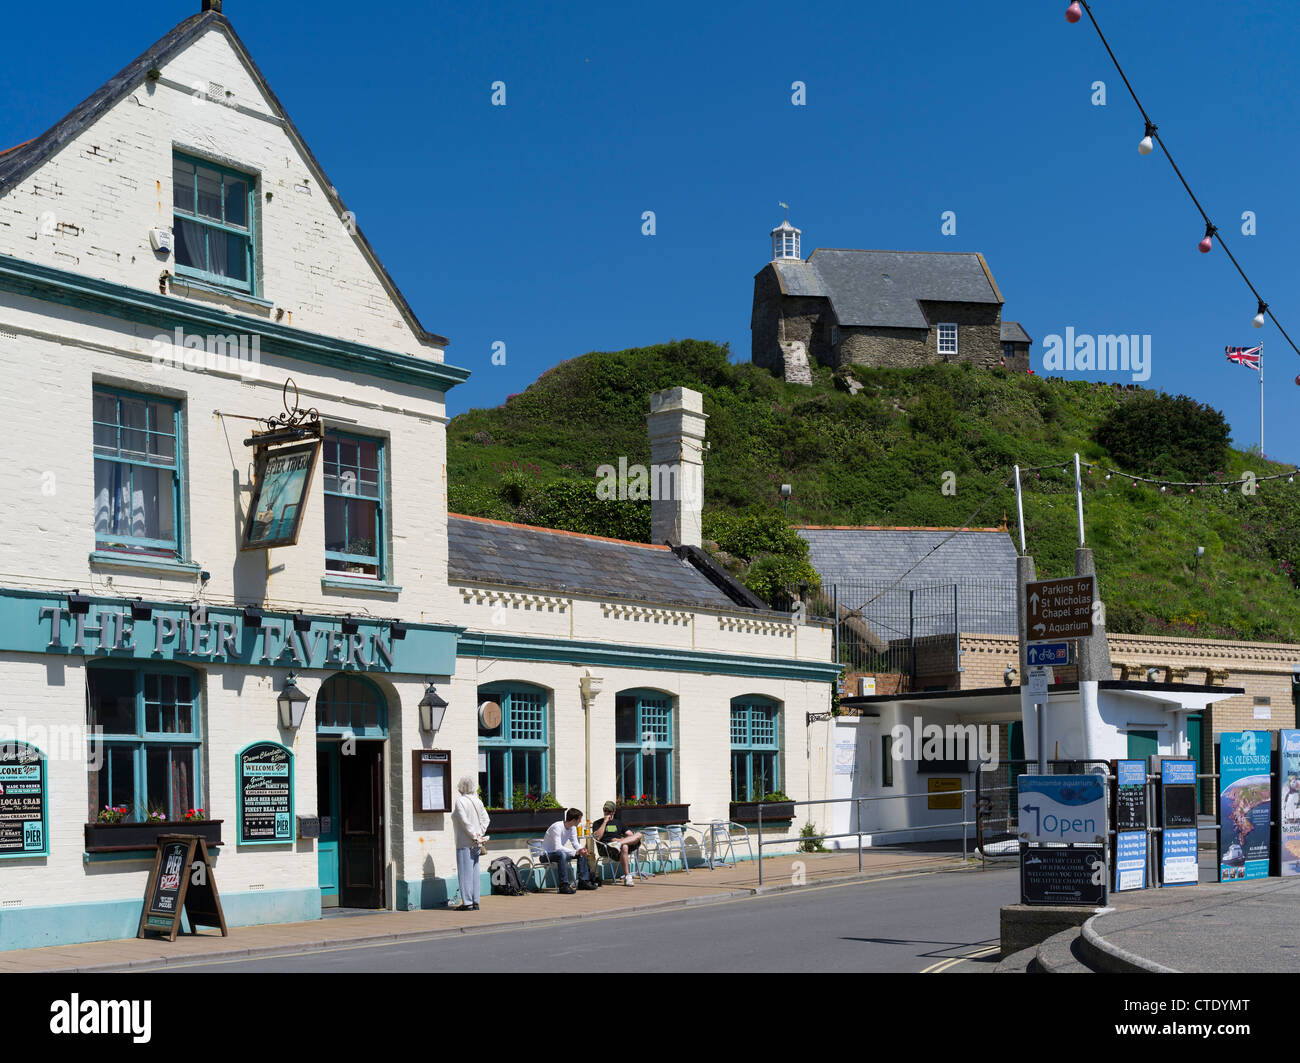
0, 742, 47, 858
1020, 844, 1106, 906
1160, 758, 1199, 885
1218, 732, 1271, 882
1113, 759, 1147, 891
138, 834, 227, 941
237, 742, 295, 844
412, 749, 452, 813
1279, 730, 1300, 876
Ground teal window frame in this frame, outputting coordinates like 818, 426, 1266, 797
172, 151, 257, 295
316, 674, 388, 739
323, 430, 386, 580
730, 697, 781, 802
477, 684, 549, 809
92, 386, 184, 559
614, 690, 674, 804
86, 663, 203, 824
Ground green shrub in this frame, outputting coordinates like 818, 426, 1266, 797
1094, 392, 1229, 480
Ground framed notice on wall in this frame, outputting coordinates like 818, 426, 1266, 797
237, 742, 295, 844
412, 750, 451, 813
0, 742, 47, 858
241, 441, 320, 551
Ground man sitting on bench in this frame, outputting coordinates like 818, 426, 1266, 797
541, 808, 594, 893
593, 800, 643, 886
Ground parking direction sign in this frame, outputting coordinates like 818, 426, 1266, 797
1026, 642, 1071, 666
1026, 576, 1094, 641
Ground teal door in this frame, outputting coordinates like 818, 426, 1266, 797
1186, 714, 1204, 812
317, 746, 340, 907
1127, 730, 1158, 761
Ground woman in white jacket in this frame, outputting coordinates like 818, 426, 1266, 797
451, 775, 490, 910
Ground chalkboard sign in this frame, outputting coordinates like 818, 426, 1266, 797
237, 741, 295, 844
1160, 758, 1198, 829
0, 742, 47, 858
138, 834, 227, 941
1113, 759, 1147, 832
1020, 844, 1107, 906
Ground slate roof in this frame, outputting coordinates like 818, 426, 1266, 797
448, 515, 752, 611
1001, 321, 1032, 344
0, 7, 448, 348
796, 526, 1019, 636
772, 250, 1002, 328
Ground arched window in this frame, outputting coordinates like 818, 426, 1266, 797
477, 684, 549, 809
730, 697, 781, 801
615, 690, 674, 804
317, 674, 388, 738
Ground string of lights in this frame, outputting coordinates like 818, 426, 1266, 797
1065, 1, 1300, 359
1017, 458, 1298, 492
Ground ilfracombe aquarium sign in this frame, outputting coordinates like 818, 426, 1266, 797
0, 590, 458, 674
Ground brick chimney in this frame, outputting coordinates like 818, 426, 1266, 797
647, 387, 707, 548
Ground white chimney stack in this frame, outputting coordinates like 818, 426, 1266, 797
646, 387, 707, 548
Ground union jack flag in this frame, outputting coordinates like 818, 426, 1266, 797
1226, 344, 1262, 369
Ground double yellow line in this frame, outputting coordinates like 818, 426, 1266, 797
921, 944, 1001, 973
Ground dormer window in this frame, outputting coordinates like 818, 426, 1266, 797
172, 152, 255, 293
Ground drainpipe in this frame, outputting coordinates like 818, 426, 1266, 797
579, 672, 603, 818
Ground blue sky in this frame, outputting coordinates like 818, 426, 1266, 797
3, 0, 1298, 465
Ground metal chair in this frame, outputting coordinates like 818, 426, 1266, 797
635, 826, 662, 878
525, 838, 558, 891
700, 820, 752, 869
657, 824, 709, 874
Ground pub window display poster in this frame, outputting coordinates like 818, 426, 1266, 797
1279, 730, 1300, 876
242, 441, 320, 551
0, 742, 47, 858
1218, 731, 1271, 882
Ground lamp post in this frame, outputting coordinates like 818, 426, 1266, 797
1193, 545, 1205, 584
418, 682, 448, 734
278, 672, 310, 729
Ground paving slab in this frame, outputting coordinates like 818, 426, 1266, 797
0, 849, 967, 972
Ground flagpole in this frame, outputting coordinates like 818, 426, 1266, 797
1260, 343, 1264, 457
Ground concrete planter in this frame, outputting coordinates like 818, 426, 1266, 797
483, 808, 563, 834
729, 801, 795, 824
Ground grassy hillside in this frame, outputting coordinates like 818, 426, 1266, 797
447, 339, 1300, 643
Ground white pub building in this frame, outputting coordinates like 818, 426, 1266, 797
0, 3, 837, 949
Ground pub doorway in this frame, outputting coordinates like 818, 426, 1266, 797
316, 674, 388, 909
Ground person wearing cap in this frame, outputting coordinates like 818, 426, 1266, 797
592, 800, 643, 886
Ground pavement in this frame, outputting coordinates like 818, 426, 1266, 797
1084, 875, 1300, 973
0, 847, 968, 973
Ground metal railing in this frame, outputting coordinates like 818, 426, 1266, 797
752, 790, 976, 886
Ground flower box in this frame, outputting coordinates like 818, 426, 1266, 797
84, 819, 224, 853
616, 803, 691, 828
730, 801, 795, 824
483, 808, 563, 835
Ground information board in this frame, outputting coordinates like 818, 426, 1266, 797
1025, 576, 1094, 641
1113, 759, 1147, 891
1160, 759, 1199, 885
1017, 774, 1106, 845
412, 749, 452, 813
1280, 730, 1300, 876
927, 777, 962, 810
1019, 844, 1106, 906
1218, 732, 1271, 882
0, 742, 47, 858
237, 742, 294, 844
137, 834, 227, 941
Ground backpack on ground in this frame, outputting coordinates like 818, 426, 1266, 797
488, 856, 526, 896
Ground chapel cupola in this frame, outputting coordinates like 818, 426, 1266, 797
771, 218, 801, 261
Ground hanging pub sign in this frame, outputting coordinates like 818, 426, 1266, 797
1159, 758, 1199, 886
1112, 758, 1147, 891
237, 742, 295, 844
138, 834, 227, 941
1279, 730, 1300, 876
0, 742, 47, 858
241, 440, 320, 550
1217, 731, 1271, 882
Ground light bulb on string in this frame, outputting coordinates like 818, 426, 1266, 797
1254, 299, 1268, 329
1199, 222, 1217, 254
1138, 120, 1157, 156
1066, 1, 1083, 22
1105, 473, 1111, 480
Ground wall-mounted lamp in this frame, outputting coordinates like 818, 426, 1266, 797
278, 672, 310, 729
418, 682, 449, 734
390, 620, 408, 641
293, 612, 311, 633
243, 606, 264, 628
1004, 665, 1018, 686
1145, 667, 1163, 683
67, 591, 90, 615
130, 598, 153, 621
341, 615, 359, 636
